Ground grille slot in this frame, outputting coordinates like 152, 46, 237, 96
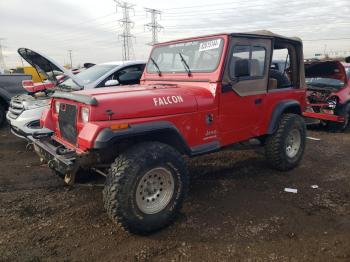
8, 99, 24, 119
58, 103, 78, 145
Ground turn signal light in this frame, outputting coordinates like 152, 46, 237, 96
110, 123, 129, 130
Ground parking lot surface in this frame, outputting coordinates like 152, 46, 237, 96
0, 125, 349, 261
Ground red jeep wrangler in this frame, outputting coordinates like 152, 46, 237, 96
30, 31, 307, 234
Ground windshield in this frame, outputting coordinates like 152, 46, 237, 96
58, 64, 116, 89
306, 77, 345, 89
147, 38, 224, 74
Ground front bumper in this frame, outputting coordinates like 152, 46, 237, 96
28, 135, 100, 185
303, 111, 345, 122
28, 135, 77, 175
6, 106, 52, 139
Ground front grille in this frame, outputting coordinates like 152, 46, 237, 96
58, 103, 78, 145
8, 98, 24, 119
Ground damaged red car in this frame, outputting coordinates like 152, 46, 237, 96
303, 59, 350, 131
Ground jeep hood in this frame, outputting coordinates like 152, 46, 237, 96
18, 48, 83, 89
54, 84, 215, 120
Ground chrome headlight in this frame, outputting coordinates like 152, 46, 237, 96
81, 107, 89, 123
54, 101, 61, 113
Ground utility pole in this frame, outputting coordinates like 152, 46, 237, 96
0, 38, 6, 72
323, 44, 327, 57
144, 8, 163, 46
68, 50, 73, 68
114, 0, 135, 61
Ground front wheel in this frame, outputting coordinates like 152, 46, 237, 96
103, 142, 189, 235
264, 113, 306, 171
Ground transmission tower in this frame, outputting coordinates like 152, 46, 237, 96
114, 0, 135, 61
68, 50, 73, 68
0, 38, 6, 72
144, 8, 163, 46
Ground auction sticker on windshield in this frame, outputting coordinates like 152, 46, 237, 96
199, 39, 221, 52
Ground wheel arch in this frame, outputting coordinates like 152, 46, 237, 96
267, 100, 302, 134
94, 121, 191, 156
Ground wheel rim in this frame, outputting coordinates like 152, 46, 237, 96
135, 167, 175, 215
285, 129, 301, 158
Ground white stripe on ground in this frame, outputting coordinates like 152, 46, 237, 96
307, 136, 321, 141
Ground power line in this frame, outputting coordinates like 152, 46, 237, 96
161, 0, 295, 11
303, 37, 350, 41
115, 0, 135, 61
48, 12, 116, 37
144, 8, 163, 45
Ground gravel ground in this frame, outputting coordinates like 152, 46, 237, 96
0, 125, 350, 261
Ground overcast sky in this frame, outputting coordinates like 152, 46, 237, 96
0, 0, 349, 68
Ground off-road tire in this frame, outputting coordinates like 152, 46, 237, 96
0, 103, 6, 127
264, 113, 306, 171
103, 142, 189, 235
327, 104, 350, 132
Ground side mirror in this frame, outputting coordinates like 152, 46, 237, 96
345, 56, 350, 63
234, 59, 250, 78
105, 79, 119, 86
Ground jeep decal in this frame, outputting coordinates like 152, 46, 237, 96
153, 96, 184, 106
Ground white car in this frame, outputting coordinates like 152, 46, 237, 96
6, 48, 145, 139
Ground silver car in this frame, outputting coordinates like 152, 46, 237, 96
6, 48, 145, 139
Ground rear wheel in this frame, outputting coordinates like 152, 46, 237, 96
264, 113, 306, 171
0, 103, 6, 127
103, 142, 189, 235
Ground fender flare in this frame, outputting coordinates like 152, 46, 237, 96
93, 120, 220, 156
267, 100, 302, 134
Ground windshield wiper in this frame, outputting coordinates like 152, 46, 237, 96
178, 53, 192, 76
150, 57, 162, 76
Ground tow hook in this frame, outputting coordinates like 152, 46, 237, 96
64, 172, 77, 186
25, 143, 34, 151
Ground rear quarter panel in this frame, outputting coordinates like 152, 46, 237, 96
260, 88, 306, 134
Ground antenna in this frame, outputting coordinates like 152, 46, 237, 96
114, 0, 135, 61
144, 8, 163, 46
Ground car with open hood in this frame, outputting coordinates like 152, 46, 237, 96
6, 48, 145, 139
303, 58, 350, 131
29, 31, 307, 235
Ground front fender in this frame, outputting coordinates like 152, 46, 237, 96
91, 121, 190, 152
